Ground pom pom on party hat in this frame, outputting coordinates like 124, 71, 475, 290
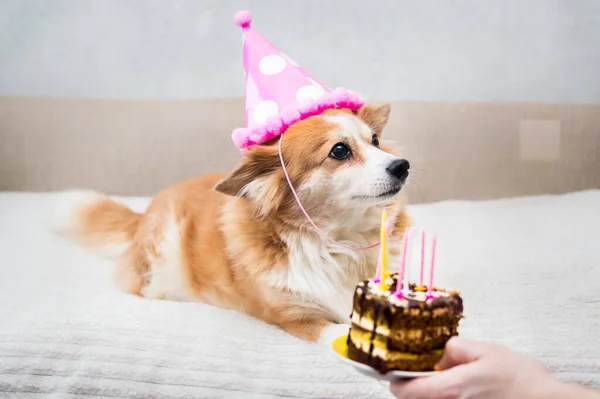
231, 10, 365, 151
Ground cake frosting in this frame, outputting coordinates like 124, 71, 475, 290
347, 272, 463, 373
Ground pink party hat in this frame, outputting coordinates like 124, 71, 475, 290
231, 10, 365, 151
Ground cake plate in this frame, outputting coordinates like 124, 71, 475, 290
331, 335, 439, 381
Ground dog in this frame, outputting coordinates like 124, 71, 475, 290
53, 103, 411, 345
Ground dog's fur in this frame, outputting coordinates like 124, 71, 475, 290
53, 104, 411, 344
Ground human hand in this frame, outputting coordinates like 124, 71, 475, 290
390, 337, 559, 399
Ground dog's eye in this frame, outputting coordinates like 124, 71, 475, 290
372, 134, 380, 147
329, 143, 351, 160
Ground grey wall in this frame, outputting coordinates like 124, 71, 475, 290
1, 0, 599, 103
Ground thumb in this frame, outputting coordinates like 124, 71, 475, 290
436, 337, 494, 370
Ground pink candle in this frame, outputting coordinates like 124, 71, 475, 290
395, 230, 410, 297
374, 253, 382, 283
427, 236, 437, 299
419, 229, 426, 286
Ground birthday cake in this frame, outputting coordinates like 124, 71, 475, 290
346, 213, 464, 373
346, 274, 463, 373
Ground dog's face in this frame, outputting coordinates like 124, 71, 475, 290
215, 104, 409, 217
303, 106, 409, 207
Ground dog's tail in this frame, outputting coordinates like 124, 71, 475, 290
50, 190, 142, 257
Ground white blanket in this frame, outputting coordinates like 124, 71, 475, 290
1, 191, 599, 398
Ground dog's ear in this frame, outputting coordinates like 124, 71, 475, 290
213, 145, 280, 197
357, 103, 391, 136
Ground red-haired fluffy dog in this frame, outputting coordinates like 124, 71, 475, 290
53, 104, 411, 345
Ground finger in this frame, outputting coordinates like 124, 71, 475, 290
392, 363, 476, 399
436, 336, 497, 370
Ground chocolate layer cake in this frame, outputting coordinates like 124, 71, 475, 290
347, 273, 463, 373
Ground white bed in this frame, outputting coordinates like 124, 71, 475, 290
1, 191, 599, 398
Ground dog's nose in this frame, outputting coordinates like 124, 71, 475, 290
386, 159, 410, 180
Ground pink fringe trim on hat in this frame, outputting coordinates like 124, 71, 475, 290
232, 88, 365, 150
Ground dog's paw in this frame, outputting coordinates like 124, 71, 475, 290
317, 323, 350, 346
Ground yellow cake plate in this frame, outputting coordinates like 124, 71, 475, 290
331, 335, 438, 381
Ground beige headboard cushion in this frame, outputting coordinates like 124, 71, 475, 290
1, 96, 599, 204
